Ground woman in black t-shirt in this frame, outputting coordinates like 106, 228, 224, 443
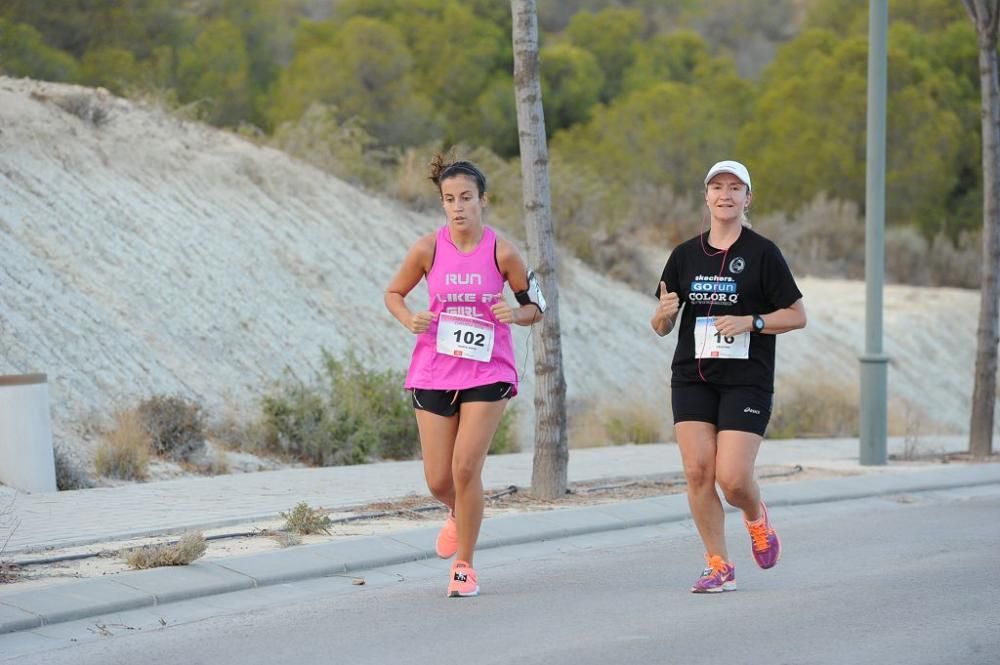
651, 160, 807, 593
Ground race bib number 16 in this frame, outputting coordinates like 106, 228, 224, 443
694, 316, 750, 359
436, 313, 495, 363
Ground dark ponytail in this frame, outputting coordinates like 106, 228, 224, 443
429, 153, 487, 197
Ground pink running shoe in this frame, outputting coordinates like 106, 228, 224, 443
745, 501, 781, 569
435, 512, 457, 559
447, 561, 479, 598
690, 554, 736, 593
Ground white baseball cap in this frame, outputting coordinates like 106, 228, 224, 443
704, 160, 751, 192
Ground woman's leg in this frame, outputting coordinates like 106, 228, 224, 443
415, 409, 460, 511
450, 400, 507, 565
675, 421, 728, 559
714, 430, 763, 521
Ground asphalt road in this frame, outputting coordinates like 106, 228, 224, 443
5, 487, 999, 665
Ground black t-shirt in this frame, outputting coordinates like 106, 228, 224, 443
654, 228, 802, 392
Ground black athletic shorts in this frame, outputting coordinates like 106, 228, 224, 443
411, 382, 514, 418
671, 381, 773, 436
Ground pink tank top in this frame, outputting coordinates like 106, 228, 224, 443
404, 225, 518, 393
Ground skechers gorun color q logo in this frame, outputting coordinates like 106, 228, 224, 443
744, 407, 761, 415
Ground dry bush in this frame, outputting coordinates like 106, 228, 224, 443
0, 496, 19, 583
137, 395, 206, 461
270, 103, 389, 190
51, 91, 111, 126
95, 410, 152, 481
769, 378, 858, 439
124, 532, 207, 569
926, 230, 980, 288
269, 531, 302, 548
753, 195, 866, 280
0, 561, 18, 584
755, 195, 980, 288
53, 443, 94, 490
391, 146, 443, 211
569, 399, 666, 448
281, 502, 331, 535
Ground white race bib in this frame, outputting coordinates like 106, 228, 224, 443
436, 313, 495, 363
694, 316, 750, 359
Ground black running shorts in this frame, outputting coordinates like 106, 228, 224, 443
671, 381, 773, 436
411, 382, 514, 418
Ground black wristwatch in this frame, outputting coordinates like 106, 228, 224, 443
752, 315, 766, 333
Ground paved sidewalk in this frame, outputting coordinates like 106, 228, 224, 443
0, 436, 969, 554
0, 435, 997, 637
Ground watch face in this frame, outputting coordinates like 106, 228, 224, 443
755, 316, 764, 331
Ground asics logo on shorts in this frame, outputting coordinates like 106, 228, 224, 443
743, 407, 761, 415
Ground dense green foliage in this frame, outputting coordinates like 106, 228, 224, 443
0, 0, 986, 286
256, 350, 517, 466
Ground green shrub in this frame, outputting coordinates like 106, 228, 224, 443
281, 502, 331, 535
259, 350, 419, 466
489, 406, 520, 455
137, 395, 206, 461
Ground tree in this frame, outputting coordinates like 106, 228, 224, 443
539, 43, 603, 134
565, 7, 645, 102
963, 0, 1000, 458
0, 19, 78, 81
511, 0, 568, 499
176, 19, 252, 127
739, 26, 970, 234
267, 16, 440, 146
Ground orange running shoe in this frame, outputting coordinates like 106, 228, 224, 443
690, 554, 736, 593
745, 501, 781, 569
435, 512, 458, 559
447, 561, 479, 598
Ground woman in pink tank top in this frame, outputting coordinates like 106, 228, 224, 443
385, 155, 542, 598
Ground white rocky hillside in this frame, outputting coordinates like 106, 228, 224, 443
0, 77, 989, 464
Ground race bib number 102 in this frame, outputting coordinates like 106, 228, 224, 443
436, 313, 495, 363
694, 316, 749, 359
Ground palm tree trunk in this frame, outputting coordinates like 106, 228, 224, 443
510, 0, 568, 497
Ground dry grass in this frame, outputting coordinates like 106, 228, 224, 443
123, 532, 207, 569
268, 531, 303, 548
769, 378, 858, 439
281, 502, 332, 535
570, 399, 666, 448
95, 410, 152, 480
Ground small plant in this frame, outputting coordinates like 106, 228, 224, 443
124, 532, 207, 569
95, 410, 152, 480
281, 502, 331, 535
137, 394, 206, 461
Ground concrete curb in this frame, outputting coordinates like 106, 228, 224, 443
1, 463, 997, 635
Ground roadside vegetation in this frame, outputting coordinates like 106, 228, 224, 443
122, 531, 207, 569
0, 0, 982, 290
